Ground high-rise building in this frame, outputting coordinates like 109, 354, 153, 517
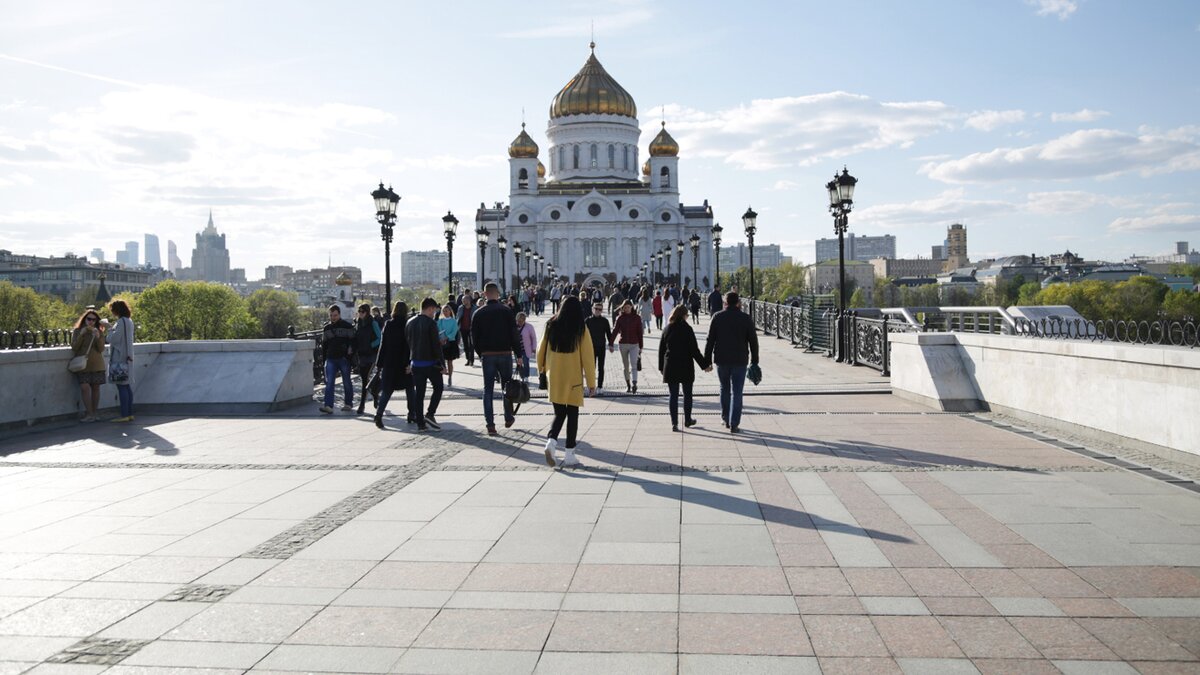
931, 245, 946, 260
401, 251, 449, 287
119, 241, 139, 267
814, 233, 896, 263
943, 223, 968, 271
167, 240, 182, 273
144, 234, 161, 269
264, 265, 293, 283
1178, 241, 1190, 255
190, 210, 231, 283
90, 248, 105, 263
718, 243, 787, 272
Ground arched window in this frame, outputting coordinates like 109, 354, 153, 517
572, 145, 579, 169
623, 146, 629, 170
590, 144, 598, 168
517, 168, 528, 190
608, 144, 615, 168
660, 166, 671, 188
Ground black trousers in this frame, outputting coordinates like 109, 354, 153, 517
357, 353, 377, 408
667, 381, 694, 427
655, 315, 663, 329
409, 366, 443, 422
461, 332, 474, 365
549, 403, 579, 448
594, 350, 606, 388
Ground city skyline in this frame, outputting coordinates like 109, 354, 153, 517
1, 1, 1198, 282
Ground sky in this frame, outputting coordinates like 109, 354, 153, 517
1, 0, 1198, 282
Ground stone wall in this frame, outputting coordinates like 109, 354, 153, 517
890, 332, 1200, 458
0, 340, 314, 432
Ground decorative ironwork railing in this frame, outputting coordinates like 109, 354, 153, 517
0, 329, 75, 350
287, 326, 326, 384
1013, 317, 1198, 348
745, 295, 836, 352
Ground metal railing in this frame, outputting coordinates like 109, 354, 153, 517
287, 326, 326, 384
1014, 317, 1198, 348
0, 329, 75, 350
746, 295, 835, 352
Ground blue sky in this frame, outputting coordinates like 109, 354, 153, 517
1, 0, 1198, 280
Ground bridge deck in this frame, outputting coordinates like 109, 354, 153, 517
0, 313, 1196, 673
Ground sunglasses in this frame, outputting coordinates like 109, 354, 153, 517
85, 317, 97, 322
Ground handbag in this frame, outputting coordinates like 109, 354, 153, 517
504, 378, 531, 415
538, 372, 548, 390
110, 361, 130, 384
748, 363, 762, 386
67, 331, 95, 373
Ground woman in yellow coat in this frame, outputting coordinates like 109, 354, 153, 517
537, 296, 596, 467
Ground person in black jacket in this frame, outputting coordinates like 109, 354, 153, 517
471, 282, 523, 435
704, 291, 759, 433
688, 288, 702, 323
353, 304, 382, 415
707, 286, 723, 315
584, 302, 613, 393
320, 304, 356, 414
660, 305, 711, 431
373, 301, 413, 430
406, 297, 445, 432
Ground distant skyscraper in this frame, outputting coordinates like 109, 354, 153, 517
814, 233, 896, 263
144, 234, 161, 269
931, 244, 946, 260
1178, 241, 1189, 255
167, 240, 182, 273
118, 241, 139, 267
90, 248, 105, 263
401, 250, 449, 286
944, 223, 969, 271
191, 210, 231, 283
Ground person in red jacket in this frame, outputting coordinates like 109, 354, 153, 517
609, 300, 644, 393
652, 290, 664, 330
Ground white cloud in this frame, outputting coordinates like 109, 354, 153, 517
663, 92, 958, 170
1051, 108, 1110, 123
1026, 0, 1078, 20
854, 189, 1014, 229
965, 109, 1026, 131
1108, 213, 1200, 233
768, 179, 802, 191
1024, 190, 1132, 213
921, 127, 1200, 183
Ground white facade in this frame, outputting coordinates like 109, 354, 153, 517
475, 46, 716, 290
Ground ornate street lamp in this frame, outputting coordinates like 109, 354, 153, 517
712, 222, 723, 291
497, 236, 508, 293
475, 225, 490, 291
524, 248, 532, 285
689, 233, 700, 291
512, 241, 522, 293
442, 211, 459, 299
372, 182, 400, 310
826, 166, 858, 361
664, 247, 673, 287
676, 240, 685, 286
742, 207, 758, 300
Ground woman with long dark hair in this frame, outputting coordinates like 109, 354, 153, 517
108, 300, 135, 422
373, 301, 413, 429
70, 308, 107, 422
537, 296, 595, 467
659, 304, 711, 431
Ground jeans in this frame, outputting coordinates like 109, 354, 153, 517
324, 357, 353, 407
480, 354, 515, 427
116, 384, 133, 417
642, 317, 651, 332
618, 344, 639, 384
409, 365, 443, 423
717, 365, 747, 429
357, 352, 376, 409
376, 369, 411, 419
667, 381, 693, 428
549, 403, 579, 448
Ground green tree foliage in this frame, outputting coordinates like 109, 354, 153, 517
135, 280, 189, 341
0, 281, 77, 333
1168, 263, 1200, 284
1162, 289, 1200, 320
247, 289, 303, 338
1016, 282, 1043, 306
185, 282, 259, 339
848, 287, 867, 309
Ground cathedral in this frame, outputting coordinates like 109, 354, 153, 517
474, 43, 715, 289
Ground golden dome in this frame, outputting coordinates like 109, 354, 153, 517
549, 44, 637, 119
537, 160, 546, 178
334, 272, 352, 286
508, 124, 539, 158
648, 122, 679, 157
642, 159, 650, 176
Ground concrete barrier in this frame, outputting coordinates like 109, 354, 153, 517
0, 340, 315, 433
890, 332, 1200, 459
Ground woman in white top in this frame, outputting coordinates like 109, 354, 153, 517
107, 300, 136, 422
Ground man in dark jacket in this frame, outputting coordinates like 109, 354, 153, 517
704, 292, 759, 433
353, 304, 382, 415
471, 282, 523, 434
320, 304, 356, 414
707, 286, 723, 315
584, 302, 613, 392
406, 297, 445, 432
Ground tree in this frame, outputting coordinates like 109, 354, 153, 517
848, 287, 867, 309
248, 289, 302, 338
184, 282, 258, 339
135, 280, 190, 341
0, 281, 76, 334
1162, 289, 1200, 321
1016, 282, 1042, 306
873, 278, 900, 309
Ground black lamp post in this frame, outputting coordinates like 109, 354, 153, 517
676, 240, 685, 286
524, 248, 532, 285
742, 207, 758, 300
689, 233, 700, 291
512, 241, 522, 293
712, 222, 723, 291
442, 211, 459, 299
497, 236, 507, 293
476, 226, 490, 291
665, 247, 673, 287
372, 182, 400, 311
655, 250, 663, 285
826, 167, 858, 361
641, 262, 647, 282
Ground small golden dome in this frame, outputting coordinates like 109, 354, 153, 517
537, 160, 546, 178
642, 159, 650, 176
649, 122, 679, 157
508, 124, 539, 158
549, 44, 637, 119
334, 271, 352, 286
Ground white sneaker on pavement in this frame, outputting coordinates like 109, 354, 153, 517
563, 449, 578, 466
543, 437, 558, 467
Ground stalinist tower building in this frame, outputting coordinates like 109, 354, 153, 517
475, 43, 715, 289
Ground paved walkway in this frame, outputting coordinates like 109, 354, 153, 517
0, 312, 1197, 673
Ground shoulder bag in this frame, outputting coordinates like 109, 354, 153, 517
67, 331, 95, 373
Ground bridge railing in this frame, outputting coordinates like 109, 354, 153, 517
0, 328, 76, 350
745, 295, 836, 352
1013, 316, 1198, 348
287, 326, 326, 384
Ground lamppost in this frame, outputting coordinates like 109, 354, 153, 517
664, 247, 673, 287
676, 240, 685, 286
712, 222, 723, 291
524, 248, 532, 285
442, 211, 459, 299
547, 263, 555, 285
742, 207, 757, 300
655, 250, 663, 285
512, 241, 522, 293
641, 262, 647, 282
371, 183, 400, 310
537, 254, 544, 285
689, 233, 700, 291
475, 225, 490, 291
497, 236, 508, 293
826, 167, 858, 361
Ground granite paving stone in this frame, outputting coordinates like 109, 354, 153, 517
413, 608, 556, 650
677, 612, 811, 655
285, 606, 436, 648
545, 610, 677, 652
872, 616, 965, 658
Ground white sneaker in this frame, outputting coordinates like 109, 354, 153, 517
543, 437, 558, 467
563, 449, 578, 466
